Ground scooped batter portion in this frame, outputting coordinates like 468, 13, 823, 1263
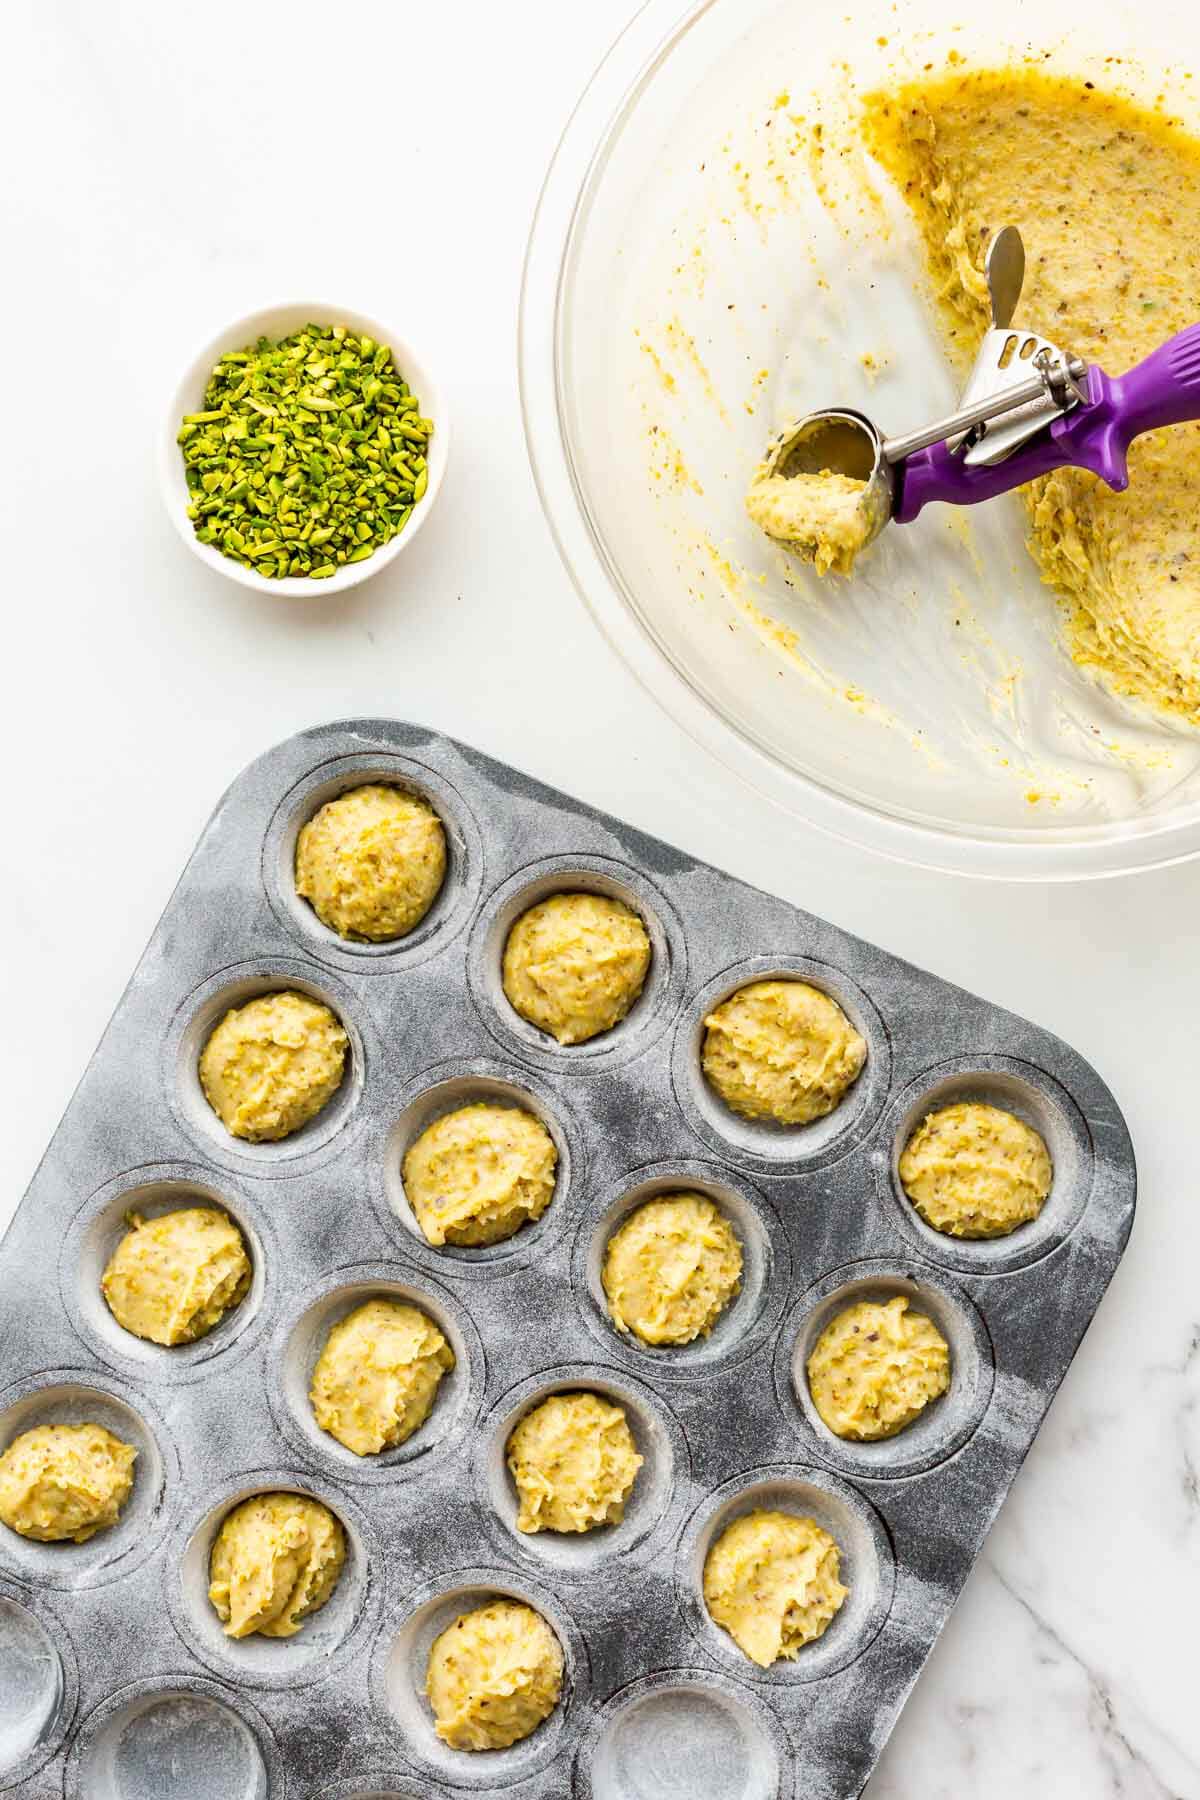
294, 784, 447, 942
505, 1391, 643, 1534
0, 1423, 136, 1544
403, 1102, 557, 1247
426, 1598, 563, 1751
745, 468, 872, 576
703, 1509, 848, 1667
899, 1100, 1052, 1239
864, 67, 1200, 722
602, 1192, 743, 1346
502, 892, 651, 1045
807, 1295, 950, 1440
208, 1492, 345, 1639
199, 990, 347, 1143
101, 1206, 251, 1346
310, 1298, 454, 1456
702, 979, 867, 1125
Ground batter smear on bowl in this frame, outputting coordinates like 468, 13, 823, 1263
864, 67, 1200, 722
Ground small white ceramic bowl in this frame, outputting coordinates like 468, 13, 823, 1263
160, 302, 449, 598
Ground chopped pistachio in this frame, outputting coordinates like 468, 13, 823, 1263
176, 323, 433, 580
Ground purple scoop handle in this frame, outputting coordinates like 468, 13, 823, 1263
894, 322, 1200, 523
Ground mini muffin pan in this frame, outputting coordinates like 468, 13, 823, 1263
0, 719, 1136, 1800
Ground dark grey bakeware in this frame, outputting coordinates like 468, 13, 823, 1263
0, 718, 1136, 1800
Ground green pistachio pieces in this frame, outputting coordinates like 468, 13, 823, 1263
178, 323, 433, 581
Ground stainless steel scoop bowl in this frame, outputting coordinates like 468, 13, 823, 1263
762, 407, 895, 551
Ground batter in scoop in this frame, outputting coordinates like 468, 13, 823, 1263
703, 1509, 847, 1667
101, 1206, 251, 1346
310, 1298, 454, 1456
864, 67, 1200, 722
208, 1492, 345, 1639
0, 1423, 136, 1544
745, 468, 872, 575
403, 1102, 557, 1247
899, 1100, 1052, 1239
506, 1391, 643, 1534
426, 1598, 563, 1750
199, 990, 347, 1143
602, 1192, 743, 1346
807, 1295, 950, 1440
294, 784, 446, 942
502, 892, 651, 1045
702, 979, 866, 1125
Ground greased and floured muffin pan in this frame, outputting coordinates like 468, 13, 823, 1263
0, 718, 1136, 1800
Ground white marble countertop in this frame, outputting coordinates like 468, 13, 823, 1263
1, 2, 1197, 1794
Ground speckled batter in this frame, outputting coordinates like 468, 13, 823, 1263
0, 1424, 136, 1543
101, 1207, 251, 1346
501, 891, 651, 1045
208, 1492, 345, 1639
199, 990, 347, 1143
602, 1192, 743, 1346
865, 67, 1200, 722
426, 1599, 563, 1750
899, 1100, 1052, 1238
310, 1298, 454, 1456
807, 1296, 950, 1440
506, 1391, 643, 1534
402, 1102, 557, 1247
294, 783, 446, 942
745, 468, 872, 575
703, 1509, 848, 1667
702, 979, 867, 1124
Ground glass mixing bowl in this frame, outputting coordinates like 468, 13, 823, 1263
521, 0, 1200, 878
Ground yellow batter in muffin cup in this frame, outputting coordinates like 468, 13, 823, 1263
701, 980, 866, 1126
0, 1423, 137, 1544
502, 891, 651, 1045
899, 1101, 1052, 1240
505, 1391, 643, 1533
602, 1192, 743, 1347
806, 1296, 950, 1441
425, 1598, 563, 1750
309, 1298, 454, 1456
101, 1206, 251, 1346
208, 1491, 345, 1639
402, 1102, 557, 1248
294, 784, 446, 942
199, 990, 348, 1143
703, 1509, 848, 1667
